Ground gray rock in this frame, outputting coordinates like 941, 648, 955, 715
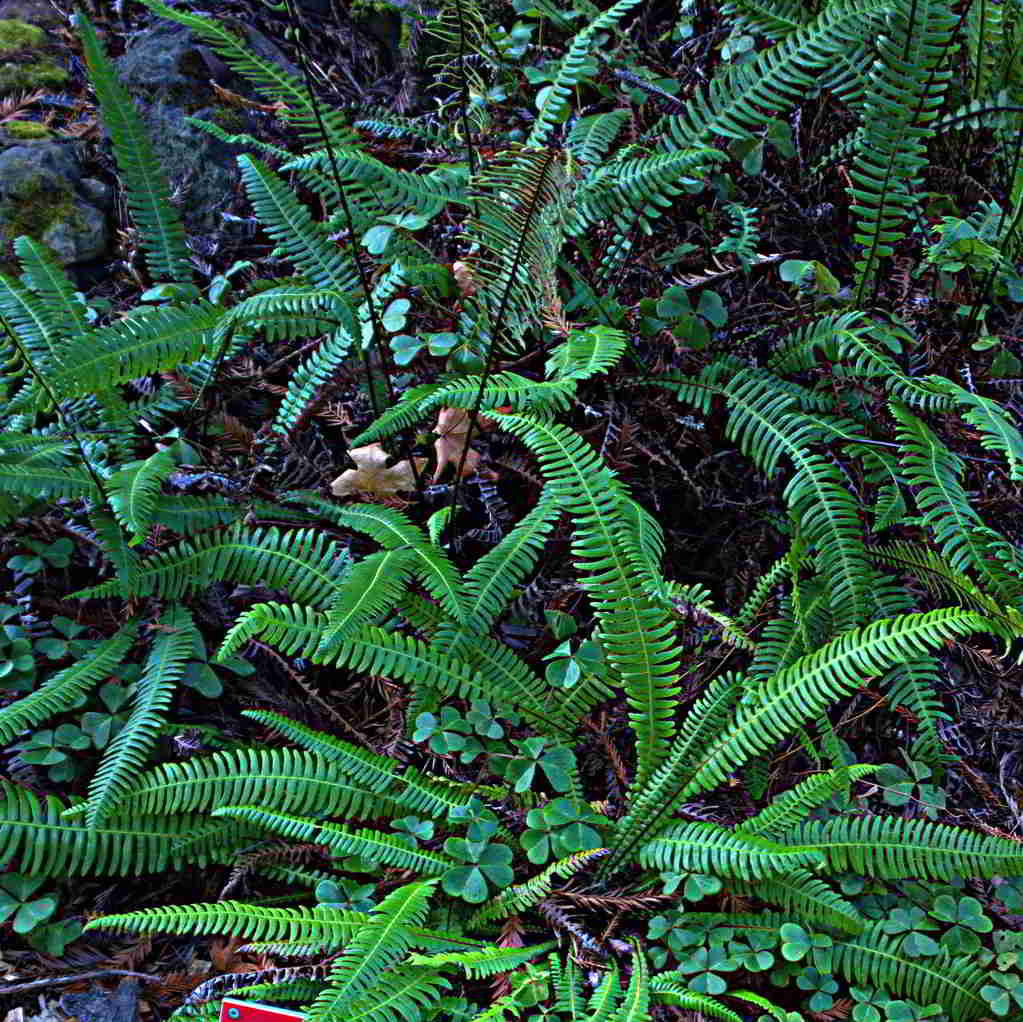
0, 0, 65, 30
0, 140, 110, 269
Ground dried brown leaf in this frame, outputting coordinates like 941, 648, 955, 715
331, 443, 425, 500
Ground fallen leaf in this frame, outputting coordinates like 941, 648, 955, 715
432, 407, 494, 482
331, 443, 426, 500
452, 260, 477, 297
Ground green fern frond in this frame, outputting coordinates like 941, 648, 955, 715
341, 965, 451, 1022
0, 463, 100, 501
566, 111, 629, 167
76, 525, 353, 605
45, 301, 221, 401
64, 746, 405, 821
737, 765, 877, 838
932, 378, 1023, 482
149, 494, 245, 534
0, 782, 241, 876
638, 820, 825, 879
466, 849, 609, 927
106, 447, 177, 544
238, 157, 360, 293
86, 900, 366, 945
733, 868, 865, 934
892, 402, 1017, 600
84, 607, 194, 827
527, 0, 643, 149
410, 942, 557, 979
492, 412, 683, 792
789, 814, 1023, 879
281, 149, 467, 218
545, 325, 628, 382
318, 549, 419, 655
649, 978, 743, 1022
10, 237, 90, 343
75, 11, 192, 283
0, 624, 137, 744
307, 881, 437, 1022
213, 807, 455, 875
136, 0, 356, 145
241, 709, 475, 816
669, 609, 993, 809
297, 497, 465, 622
456, 487, 561, 632
833, 922, 990, 1019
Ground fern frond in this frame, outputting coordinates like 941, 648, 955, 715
527, 0, 643, 148
666, 610, 993, 810
76, 525, 353, 605
0, 624, 137, 744
241, 709, 475, 816
11, 237, 90, 343
0, 782, 242, 875
341, 965, 451, 1022
46, 301, 221, 400
106, 447, 176, 544
75, 11, 192, 283
238, 157, 360, 293
733, 868, 865, 934
649, 979, 743, 1022
307, 881, 437, 1022
65, 746, 404, 821
602, 673, 742, 878
86, 901, 365, 945
789, 814, 1023, 879
409, 942, 556, 979
737, 765, 877, 837
492, 413, 683, 792
833, 923, 990, 1019
456, 487, 561, 633
84, 606, 194, 827
297, 497, 465, 622
466, 849, 609, 927
638, 820, 825, 879
318, 549, 418, 655
135, 0, 356, 145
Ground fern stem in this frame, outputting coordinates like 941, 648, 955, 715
280, 0, 391, 421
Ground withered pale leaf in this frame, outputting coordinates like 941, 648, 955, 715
331, 443, 426, 499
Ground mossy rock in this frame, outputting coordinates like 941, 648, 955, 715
0, 143, 108, 272
0, 18, 68, 95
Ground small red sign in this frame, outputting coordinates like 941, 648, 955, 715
220, 998, 306, 1022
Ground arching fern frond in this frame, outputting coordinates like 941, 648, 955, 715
84, 606, 194, 827
0, 624, 137, 744
75, 11, 192, 284
76, 525, 353, 605
106, 447, 177, 545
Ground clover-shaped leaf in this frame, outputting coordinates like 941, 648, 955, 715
850, 985, 894, 1022
677, 945, 737, 995
413, 707, 469, 754
881, 907, 940, 957
930, 894, 991, 931
796, 967, 839, 1012
448, 798, 499, 843
464, 700, 504, 740
442, 838, 514, 903
982, 973, 1023, 1018
503, 737, 575, 793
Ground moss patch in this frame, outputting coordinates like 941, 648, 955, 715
0, 169, 75, 273
0, 18, 67, 94
3, 119, 50, 139
0, 17, 44, 53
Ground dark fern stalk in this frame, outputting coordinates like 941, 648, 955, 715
446, 150, 564, 538
280, 0, 392, 421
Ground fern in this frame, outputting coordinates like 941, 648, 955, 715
83, 608, 197, 827
74, 11, 192, 284
106, 447, 177, 544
